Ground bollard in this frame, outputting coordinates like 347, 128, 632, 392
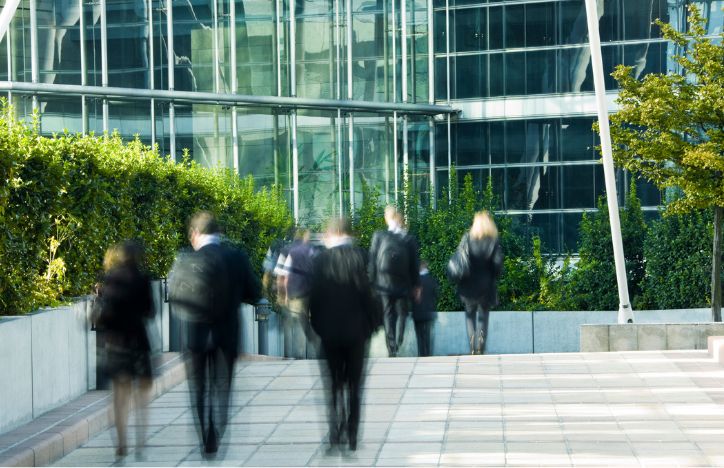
255, 299, 273, 355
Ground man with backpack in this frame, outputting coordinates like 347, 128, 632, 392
369, 205, 421, 357
168, 211, 261, 456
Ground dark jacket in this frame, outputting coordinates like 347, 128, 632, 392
97, 265, 154, 351
368, 230, 421, 297
310, 242, 381, 346
412, 271, 439, 322
181, 242, 261, 353
456, 234, 504, 307
285, 241, 316, 299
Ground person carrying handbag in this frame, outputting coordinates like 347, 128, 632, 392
447, 211, 504, 355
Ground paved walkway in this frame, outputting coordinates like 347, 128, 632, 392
53, 350, 724, 467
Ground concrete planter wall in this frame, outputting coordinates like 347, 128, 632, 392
581, 321, 724, 352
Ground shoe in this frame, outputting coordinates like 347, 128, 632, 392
115, 446, 127, 458
204, 427, 218, 454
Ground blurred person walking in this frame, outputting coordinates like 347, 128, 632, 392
275, 228, 319, 359
369, 206, 420, 357
447, 211, 504, 355
169, 211, 261, 455
310, 218, 381, 452
93, 240, 154, 458
412, 261, 439, 357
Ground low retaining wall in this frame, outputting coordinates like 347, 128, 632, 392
581, 321, 724, 352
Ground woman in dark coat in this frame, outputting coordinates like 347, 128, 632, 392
309, 218, 380, 452
448, 211, 504, 355
95, 241, 154, 457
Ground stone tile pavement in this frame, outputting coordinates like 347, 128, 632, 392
51, 350, 724, 467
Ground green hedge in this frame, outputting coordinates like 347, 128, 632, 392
0, 104, 292, 315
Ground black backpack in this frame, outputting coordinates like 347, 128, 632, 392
376, 231, 411, 283
168, 248, 229, 323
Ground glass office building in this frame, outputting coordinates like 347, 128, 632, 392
1, 0, 722, 250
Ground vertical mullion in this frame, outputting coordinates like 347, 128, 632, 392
429, 118, 435, 208
148, 0, 155, 145
348, 113, 354, 216
445, 0, 450, 103
100, 0, 108, 133
29, 0, 38, 111
166, 0, 176, 160
79, 0, 87, 133
230, 0, 239, 174
290, 0, 299, 223
427, 0, 434, 105
401, 0, 407, 103
393, 111, 398, 201
345, 0, 352, 99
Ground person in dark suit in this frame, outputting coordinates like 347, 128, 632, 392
94, 240, 154, 458
368, 206, 420, 357
310, 218, 380, 452
412, 261, 439, 357
169, 211, 261, 455
448, 211, 504, 355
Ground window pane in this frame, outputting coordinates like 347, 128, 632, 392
526, 121, 557, 164
557, 46, 593, 93
559, 0, 588, 45
455, 7, 485, 52
489, 121, 504, 164
489, 6, 503, 50
560, 118, 595, 161
563, 212, 583, 252
562, 165, 595, 208
455, 122, 486, 166
531, 213, 560, 253
526, 2, 555, 47
504, 51, 525, 96
504, 4, 525, 48
526, 49, 555, 94
455, 54, 484, 98
505, 121, 525, 165
489, 53, 504, 97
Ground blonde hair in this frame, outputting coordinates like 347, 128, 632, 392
470, 211, 498, 240
384, 205, 405, 228
102, 241, 144, 272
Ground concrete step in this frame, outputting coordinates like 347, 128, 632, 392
707, 336, 724, 364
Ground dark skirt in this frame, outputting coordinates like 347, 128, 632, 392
101, 332, 153, 379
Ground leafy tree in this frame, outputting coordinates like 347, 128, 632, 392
607, 6, 724, 320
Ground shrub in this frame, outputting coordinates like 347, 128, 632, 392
0, 104, 292, 315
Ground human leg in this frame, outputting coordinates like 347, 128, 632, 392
112, 375, 132, 456
477, 307, 490, 354
345, 341, 365, 451
133, 377, 153, 455
381, 295, 398, 356
463, 300, 479, 354
322, 342, 344, 446
393, 297, 408, 353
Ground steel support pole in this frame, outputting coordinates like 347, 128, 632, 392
212, 0, 220, 94
167, 0, 176, 160
6, 25, 12, 108
427, 0, 434, 106
79, 0, 87, 133
348, 113, 355, 216
290, 0, 299, 223
429, 118, 435, 208
337, 109, 343, 215
100, 0, 109, 133
29, 0, 38, 111
447, 113, 451, 201
230, 0, 239, 173
393, 111, 399, 201
401, 0, 407, 103
402, 115, 409, 213
148, 0, 155, 145
275, 0, 282, 97
584, 0, 633, 323
346, 0, 352, 100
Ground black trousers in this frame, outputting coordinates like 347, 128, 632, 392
321, 340, 365, 448
414, 320, 434, 357
185, 321, 236, 450
463, 300, 490, 354
381, 295, 408, 357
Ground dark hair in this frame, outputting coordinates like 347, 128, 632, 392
189, 210, 221, 235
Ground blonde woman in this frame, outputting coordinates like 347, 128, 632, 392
448, 211, 504, 354
95, 241, 154, 458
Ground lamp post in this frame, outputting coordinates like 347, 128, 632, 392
584, 0, 634, 324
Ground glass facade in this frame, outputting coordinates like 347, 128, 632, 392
1, 0, 722, 250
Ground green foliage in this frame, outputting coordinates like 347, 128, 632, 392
639, 210, 713, 309
608, 5, 724, 214
564, 179, 647, 310
0, 103, 292, 315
